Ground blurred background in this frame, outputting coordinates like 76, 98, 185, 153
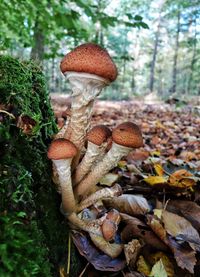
0, 0, 199, 101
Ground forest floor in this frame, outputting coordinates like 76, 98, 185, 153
50, 93, 200, 276
51, 93, 200, 168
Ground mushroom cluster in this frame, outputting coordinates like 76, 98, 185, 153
47, 43, 143, 260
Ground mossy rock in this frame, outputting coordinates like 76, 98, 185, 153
0, 56, 82, 277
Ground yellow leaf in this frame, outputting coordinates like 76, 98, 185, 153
144, 176, 168, 186
137, 255, 151, 276
154, 209, 163, 219
156, 120, 166, 129
151, 151, 161, 157
117, 160, 127, 169
154, 163, 164, 176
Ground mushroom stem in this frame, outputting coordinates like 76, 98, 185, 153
73, 141, 108, 186
75, 142, 132, 200
68, 213, 123, 258
53, 159, 76, 213
63, 72, 109, 168
77, 184, 122, 212
89, 233, 123, 258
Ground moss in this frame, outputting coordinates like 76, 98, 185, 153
0, 56, 82, 276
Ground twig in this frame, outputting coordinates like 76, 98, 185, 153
0, 110, 15, 119
67, 233, 71, 276
78, 262, 89, 277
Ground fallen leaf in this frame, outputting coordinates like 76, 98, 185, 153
161, 210, 200, 251
103, 194, 150, 216
71, 231, 126, 271
167, 200, 200, 232
149, 259, 168, 277
125, 272, 145, 277
168, 169, 196, 188
154, 163, 164, 176
144, 176, 168, 186
147, 215, 197, 273
124, 239, 142, 268
149, 252, 174, 277
137, 255, 151, 276
121, 213, 168, 251
99, 173, 119, 186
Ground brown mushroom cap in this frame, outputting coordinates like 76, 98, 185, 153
60, 43, 118, 82
87, 125, 112, 146
47, 138, 77, 160
101, 219, 117, 241
112, 122, 143, 148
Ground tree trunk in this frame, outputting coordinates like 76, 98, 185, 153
149, 0, 165, 92
171, 10, 181, 94
30, 18, 45, 62
187, 16, 197, 94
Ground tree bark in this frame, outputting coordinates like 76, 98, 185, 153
187, 16, 197, 94
30, 18, 45, 62
171, 10, 181, 94
149, 0, 165, 92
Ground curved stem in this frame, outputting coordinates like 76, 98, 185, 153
75, 143, 131, 200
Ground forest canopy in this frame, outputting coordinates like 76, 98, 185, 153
0, 0, 199, 99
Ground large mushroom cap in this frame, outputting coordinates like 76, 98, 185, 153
60, 43, 118, 82
47, 138, 77, 160
87, 125, 112, 146
112, 122, 143, 148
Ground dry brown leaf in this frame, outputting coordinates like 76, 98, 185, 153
161, 210, 200, 251
121, 213, 168, 251
167, 200, 200, 231
125, 272, 145, 277
168, 169, 196, 188
147, 215, 197, 273
103, 194, 150, 216
124, 239, 142, 268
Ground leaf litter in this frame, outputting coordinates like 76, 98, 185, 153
52, 98, 200, 276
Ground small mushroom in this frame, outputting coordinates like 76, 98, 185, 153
47, 138, 77, 214
60, 43, 118, 167
73, 125, 112, 185
75, 122, 143, 199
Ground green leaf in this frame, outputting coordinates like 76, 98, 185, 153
150, 259, 168, 277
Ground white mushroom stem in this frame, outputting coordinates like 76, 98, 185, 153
63, 72, 109, 167
52, 159, 76, 213
75, 142, 132, 200
73, 141, 108, 186
77, 184, 122, 212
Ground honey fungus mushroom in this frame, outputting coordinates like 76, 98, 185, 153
73, 125, 112, 186
47, 138, 77, 214
60, 43, 118, 168
75, 122, 143, 199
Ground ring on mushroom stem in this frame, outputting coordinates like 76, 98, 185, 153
73, 124, 112, 186
75, 122, 143, 200
60, 43, 118, 169
47, 138, 77, 214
